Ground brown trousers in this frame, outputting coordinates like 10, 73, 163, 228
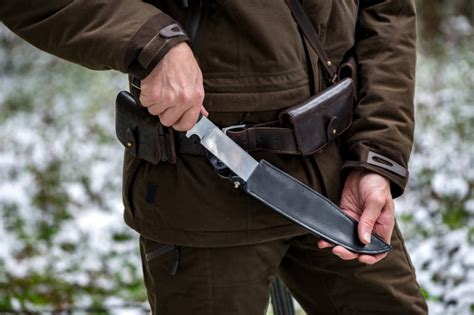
139, 224, 428, 315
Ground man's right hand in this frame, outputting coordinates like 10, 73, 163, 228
139, 42, 208, 131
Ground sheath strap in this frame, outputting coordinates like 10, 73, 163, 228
151, 0, 349, 160
286, 0, 338, 82
175, 123, 300, 156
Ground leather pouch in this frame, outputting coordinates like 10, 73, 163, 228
115, 91, 176, 164
279, 78, 354, 155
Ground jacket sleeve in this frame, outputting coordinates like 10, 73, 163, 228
340, 0, 417, 198
0, 0, 189, 79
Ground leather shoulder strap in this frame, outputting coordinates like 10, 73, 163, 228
286, 0, 337, 82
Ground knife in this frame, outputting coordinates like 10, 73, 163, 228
187, 116, 391, 255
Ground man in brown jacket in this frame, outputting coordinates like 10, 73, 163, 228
2, 0, 428, 314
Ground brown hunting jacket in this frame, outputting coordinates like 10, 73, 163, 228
1, 0, 417, 246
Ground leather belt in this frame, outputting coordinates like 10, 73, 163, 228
174, 122, 300, 156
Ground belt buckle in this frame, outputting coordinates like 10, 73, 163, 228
222, 124, 246, 135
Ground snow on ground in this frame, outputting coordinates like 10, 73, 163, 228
394, 32, 474, 314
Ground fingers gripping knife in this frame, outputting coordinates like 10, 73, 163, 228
187, 116, 391, 255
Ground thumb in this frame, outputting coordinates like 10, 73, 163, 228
358, 194, 385, 244
200, 106, 209, 117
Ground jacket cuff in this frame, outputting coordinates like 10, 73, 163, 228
124, 13, 190, 79
341, 142, 409, 198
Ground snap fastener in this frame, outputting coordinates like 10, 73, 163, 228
327, 116, 339, 141
326, 60, 332, 66
127, 141, 133, 148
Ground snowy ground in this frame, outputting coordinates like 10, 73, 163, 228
395, 32, 474, 314
1, 19, 473, 314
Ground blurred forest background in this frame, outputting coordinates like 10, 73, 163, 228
1, 1, 473, 314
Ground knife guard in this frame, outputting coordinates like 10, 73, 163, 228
243, 160, 391, 255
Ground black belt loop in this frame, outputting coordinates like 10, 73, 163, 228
247, 128, 257, 151
174, 124, 300, 157
158, 126, 177, 163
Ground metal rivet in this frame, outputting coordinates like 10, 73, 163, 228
233, 181, 241, 189
332, 129, 337, 135
126, 142, 133, 147
326, 60, 332, 66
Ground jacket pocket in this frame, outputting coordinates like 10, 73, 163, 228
143, 239, 181, 275
145, 244, 177, 263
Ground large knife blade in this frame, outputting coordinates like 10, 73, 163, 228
187, 116, 391, 255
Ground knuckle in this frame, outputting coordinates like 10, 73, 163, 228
147, 106, 159, 116
362, 217, 377, 227
389, 200, 396, 211
173, 124, 185, 132
368, 194, 386, 207
159, 116, 173, 127
141, 87, 161, 103
180, 90, 193, 104
139, 94, 151, 107
182, 120, 195, 131
161, 90, 175, 104
151, 90, 163, 103
386, 212, 395, 223
190, 105, 201, 116
138, 82, 149, 93
195, 88, 205, 102
182, 124, 193, 131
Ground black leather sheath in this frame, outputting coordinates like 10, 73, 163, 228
244, 160, 391, 255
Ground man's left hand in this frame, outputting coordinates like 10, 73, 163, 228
317, 170, 395, 264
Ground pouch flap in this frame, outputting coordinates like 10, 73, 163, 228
115, 91, 162, 164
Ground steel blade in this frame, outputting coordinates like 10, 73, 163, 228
186, 116, 258, 181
